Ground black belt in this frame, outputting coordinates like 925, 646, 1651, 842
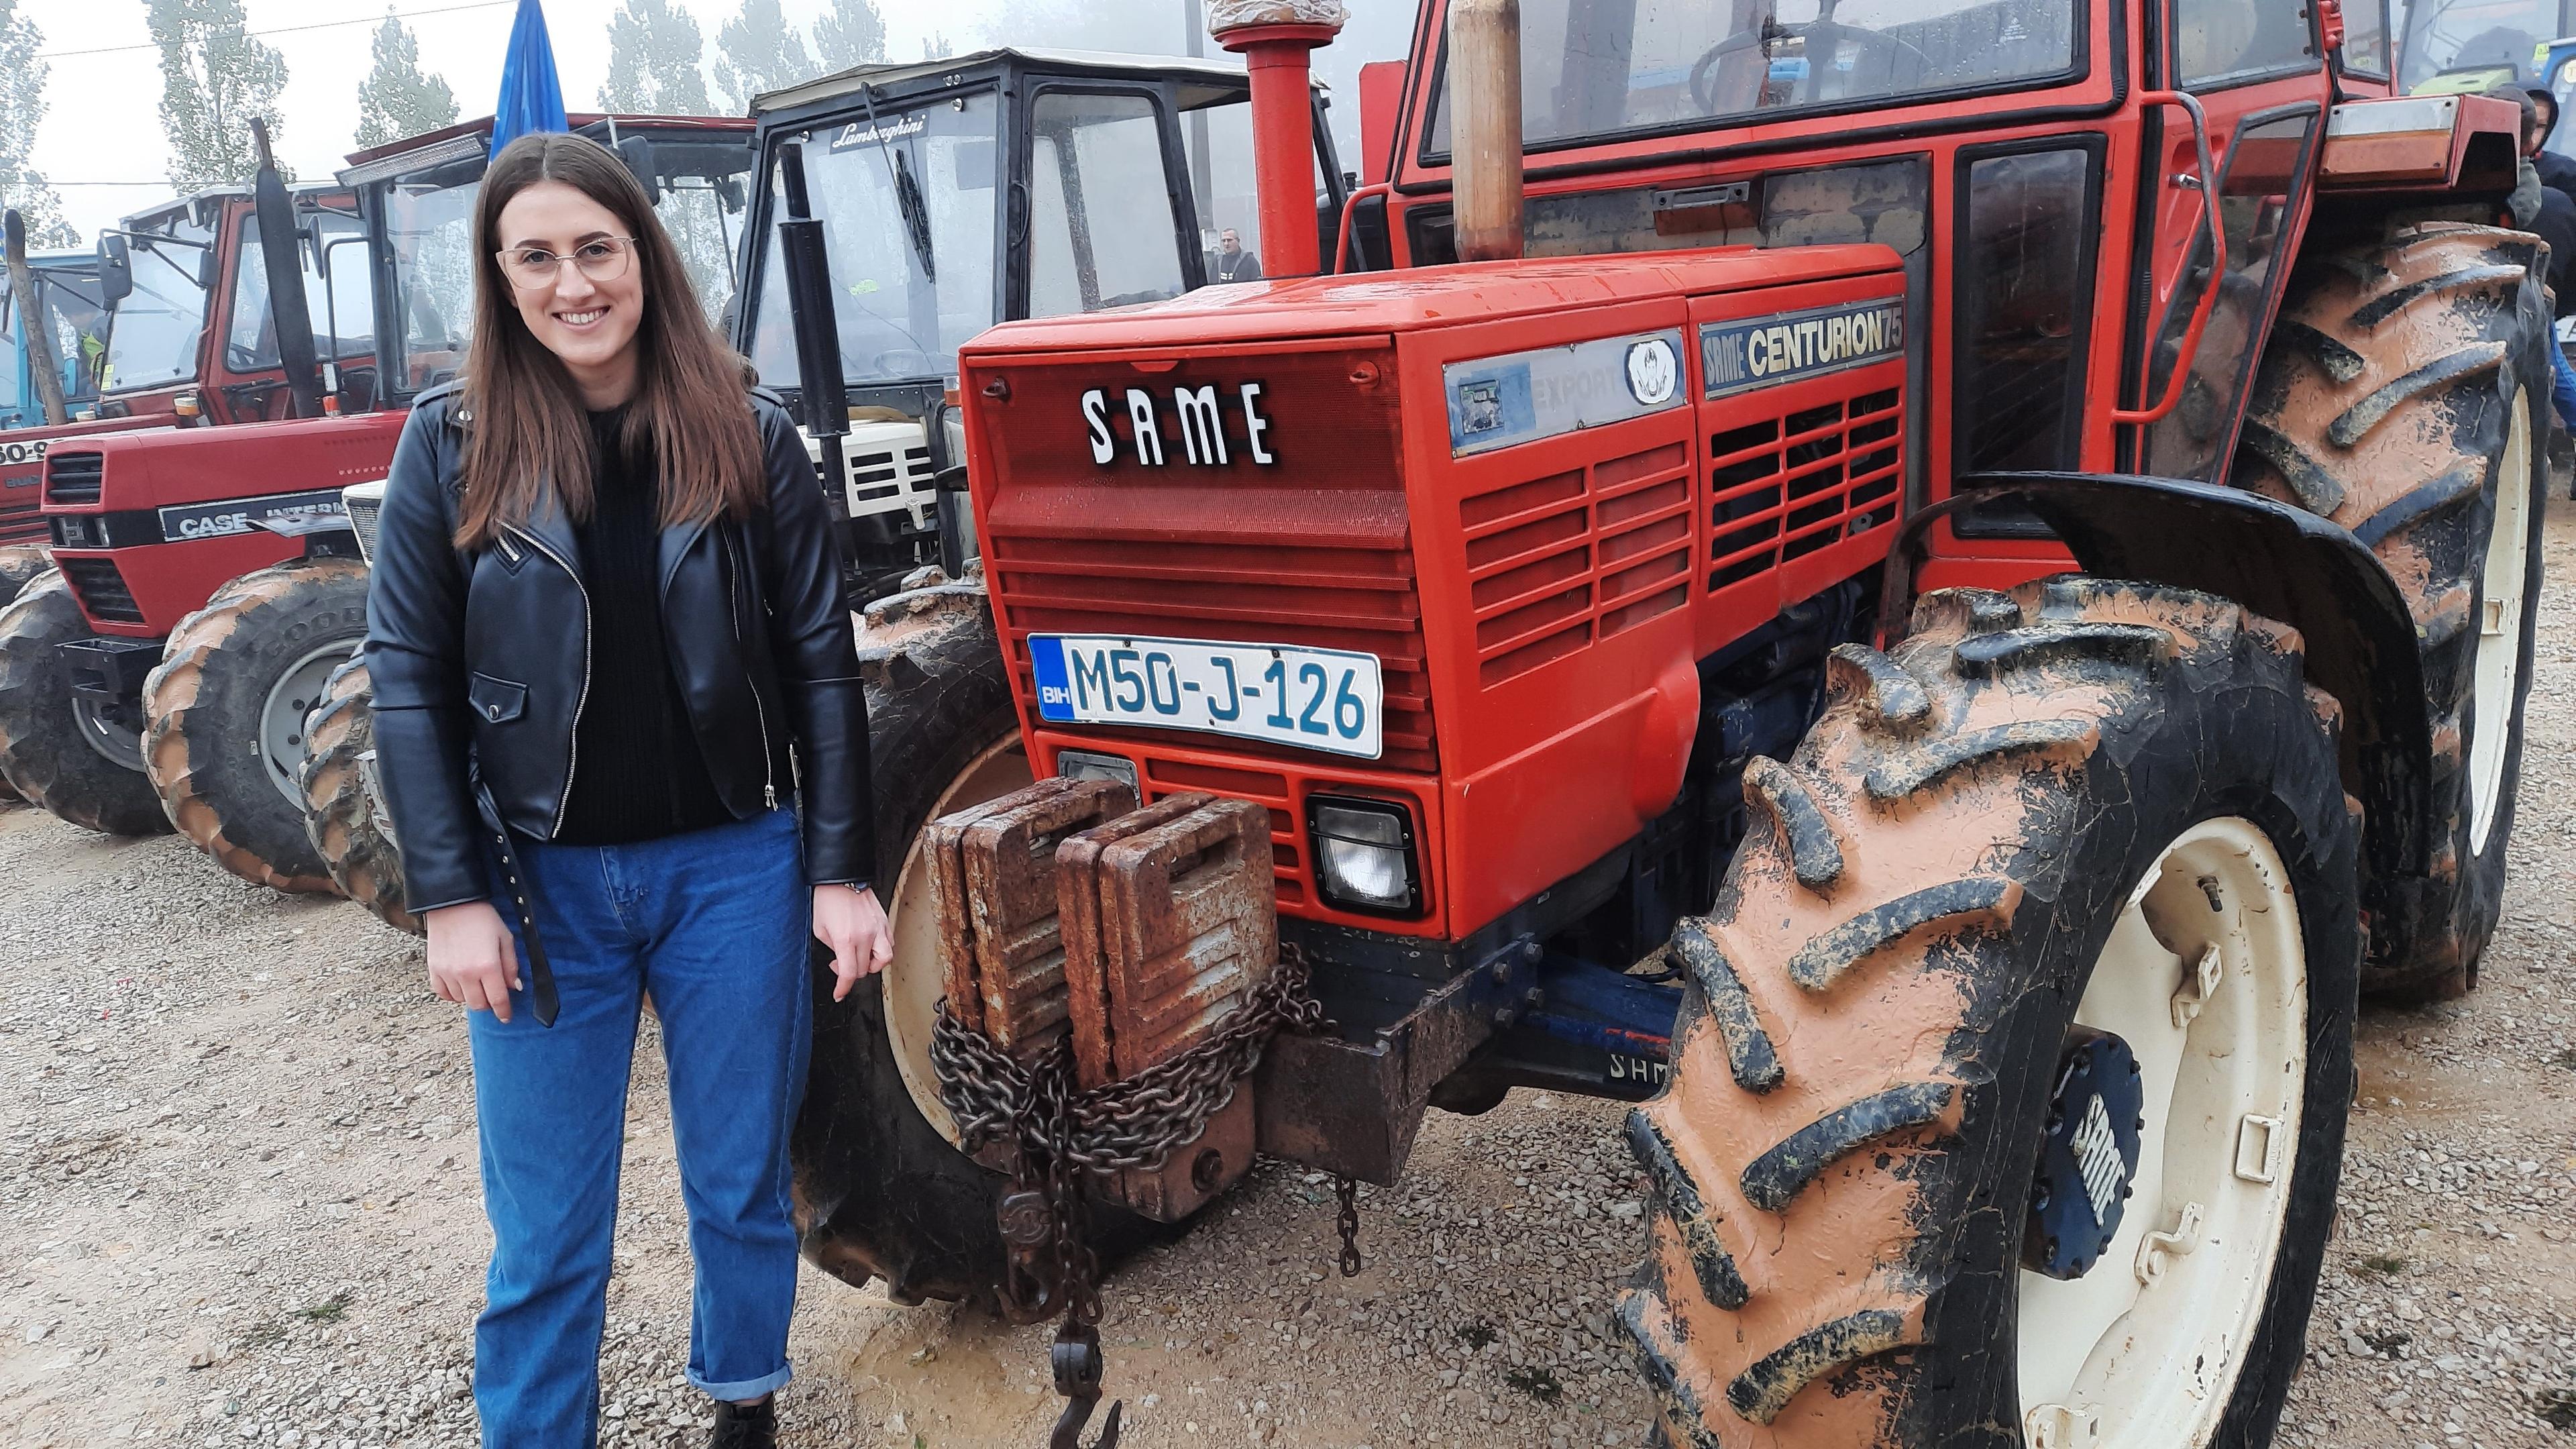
475, 782, 562, 1028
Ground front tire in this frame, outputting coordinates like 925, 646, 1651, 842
2238, 220, 2551, 996
1621, 579, 2359, 1449
143, 559, 370, 893
0, 544, 48, 609
0, 569, 171, 835
297, 655, 416, 933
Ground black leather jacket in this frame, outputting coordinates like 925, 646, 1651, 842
364, 382, 871, 914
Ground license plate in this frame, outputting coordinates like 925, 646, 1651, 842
1028, 633, 1384, 760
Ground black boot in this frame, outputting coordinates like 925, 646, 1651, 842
708, 1397, 777, 1449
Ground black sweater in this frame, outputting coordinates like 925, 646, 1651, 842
553, 409, 736, 845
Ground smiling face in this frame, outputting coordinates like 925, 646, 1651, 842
494, 179, 647, 409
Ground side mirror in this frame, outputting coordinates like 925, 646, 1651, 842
96, 234, 133, 304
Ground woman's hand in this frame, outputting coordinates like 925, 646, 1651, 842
814, 884, 894, 1000
425, 901, 522, 1023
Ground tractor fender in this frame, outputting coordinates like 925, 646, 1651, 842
1888, 471, 2433, 881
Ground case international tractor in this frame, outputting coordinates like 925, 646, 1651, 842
0, 115, 753, 906
777, 1, 2553, 1448
304, 47, 1351, 930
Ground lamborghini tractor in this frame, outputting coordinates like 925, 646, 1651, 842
0, 115, 752, 907
790, 1, 2552, 1448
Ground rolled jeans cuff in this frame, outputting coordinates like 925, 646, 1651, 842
690, 1362, 792, 1401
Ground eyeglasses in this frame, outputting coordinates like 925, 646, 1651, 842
496, 237, 637, 290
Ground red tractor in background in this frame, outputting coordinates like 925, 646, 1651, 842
778, 1, 2552, 1448
0, 115, 754, 898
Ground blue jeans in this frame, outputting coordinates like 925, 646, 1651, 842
2551, 333, 2576, 434
468, 806, 812, 1446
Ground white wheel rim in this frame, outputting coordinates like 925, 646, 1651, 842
262, 641, 357, 808
882, 732, 1034, 1143
2015, 816, 2308, 1449
2467, 394, 2532, 853
70, 695, 145, 772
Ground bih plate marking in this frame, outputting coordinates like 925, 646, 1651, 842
1030, 633, 1385, 760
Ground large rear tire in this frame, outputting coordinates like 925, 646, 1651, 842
142, 559, 369, 893
297, 655, 417, 934
792, 581, 1169, 1313
2237, 220, 2551, 998
0, 569, 170, 835
1621, 579, 2359, 1449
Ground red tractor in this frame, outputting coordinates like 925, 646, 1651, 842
0, 115, 753, 898
784, 2, 2548, 1448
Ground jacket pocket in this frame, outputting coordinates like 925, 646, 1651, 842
468, 672, 528, 724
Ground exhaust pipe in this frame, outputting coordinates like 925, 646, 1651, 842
1449, 0, 1524, 262
1210, 1, 1347, 280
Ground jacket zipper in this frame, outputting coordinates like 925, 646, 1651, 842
722, 529, 780, 810
504, 521, 592, 834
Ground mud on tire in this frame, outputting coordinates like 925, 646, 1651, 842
0, 543, 48, 610
1620, 580, 2360, 1448
2237, 221, 2552, 997
0, 569, 171, 835
298, 655, 416, 933
143, 559, 370, 893
792, 579, 1170, 1312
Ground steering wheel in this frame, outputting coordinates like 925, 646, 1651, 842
1688, 14, 1933, 113
871, 347, 940, 377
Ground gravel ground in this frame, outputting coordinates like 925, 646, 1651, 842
6, 508, 2576, 1449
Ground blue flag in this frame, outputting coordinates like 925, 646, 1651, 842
490, 0, 568, 157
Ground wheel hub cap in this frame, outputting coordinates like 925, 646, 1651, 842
2026, 1030, 2144, 1281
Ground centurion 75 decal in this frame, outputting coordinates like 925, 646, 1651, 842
1700, 297, 1906, 399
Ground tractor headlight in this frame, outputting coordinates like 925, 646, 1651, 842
1055, 748, 1138, 797
1308, 796, 1421, 916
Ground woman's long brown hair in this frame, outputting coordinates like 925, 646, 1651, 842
455, 132, 762, 549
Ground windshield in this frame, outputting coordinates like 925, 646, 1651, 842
643, 139, 759, 331
386, 174, 480, 394
384, 137, 755, 395
2400, 0, 2562, 91
747, 91, 1001, 389
227, 211, 378, 372
103, 214, 217, 393
42, 272, 109, 405
1429, 0, 2081, 152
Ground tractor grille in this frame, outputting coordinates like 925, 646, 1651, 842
59, 557, 144, 625
0, 491, 38, 544
1456, 439, 1696, 688
44, 451, 103, 505
343, 491, 383, 564
994, 533, 1438, 774
1709, 386, 1904, 592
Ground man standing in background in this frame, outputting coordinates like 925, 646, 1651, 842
1212, 227, 1263, 282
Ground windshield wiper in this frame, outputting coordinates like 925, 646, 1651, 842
857, 85, 936, 284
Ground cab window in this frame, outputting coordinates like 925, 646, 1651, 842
1028, 91, 1187, 317
2175, 0, 2315, 84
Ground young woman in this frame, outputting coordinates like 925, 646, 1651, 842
364, 132, 888, 1448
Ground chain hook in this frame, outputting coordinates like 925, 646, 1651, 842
1049, 1321, 1123, 1449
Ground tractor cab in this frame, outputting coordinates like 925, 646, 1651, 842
735, 46, 1349, 600
91, 184, 372, 426
339, 113, 756, 407
0, 251, 107, 548
0, 252, 107, 433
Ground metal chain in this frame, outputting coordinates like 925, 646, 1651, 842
931, 946, 1335, 1449
1335, 1174, 1362, 1277
932, 945, 1330, 1176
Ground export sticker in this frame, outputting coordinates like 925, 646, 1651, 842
1444, 328, 1688, 458
1701, 297, 1906, 400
